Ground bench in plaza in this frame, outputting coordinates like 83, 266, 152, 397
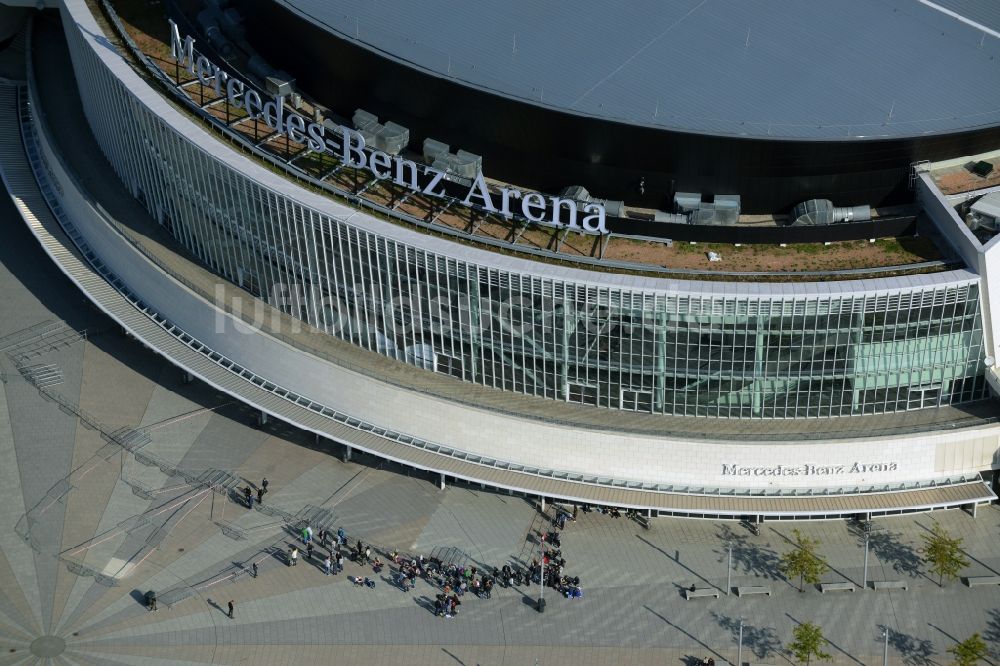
820, 581, 856, 593
736, 586, 771, 597
684, 587, 720, 600
872, 580, 908, 591
964, 575, 1000, 587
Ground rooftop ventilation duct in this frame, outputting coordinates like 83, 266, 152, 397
790, 199, 871, 226
558, 187, 623, 218
196, 8, 220, 32
601, 200, 625, 218
247, 55, 276, 81
653, 211, 688, 224
221, 8, 244, 39
196, 9, 234, 58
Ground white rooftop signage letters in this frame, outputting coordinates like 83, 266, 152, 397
721, 461, 900, 477
169, 21, 608, 234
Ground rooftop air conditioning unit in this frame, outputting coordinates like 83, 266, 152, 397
359, 123, 382, 147
967, 192, 1000, 232
452, 150, 482, 178
431, 153, 459, 174
558, 185, 591, 202
676, 192, 740, 225
265, 72, 295, 97
714, 194, 741, 213
689, 208, 736, 226
673, 192, 702, 214
352, 109, 379, 131
375, 121, 410, 155
423, 138, 449, 164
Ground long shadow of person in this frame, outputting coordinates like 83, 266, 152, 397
414, 595, 437, 614
129, 589, 147, 608
270, 546, 290, 565
206, 598, 228, 617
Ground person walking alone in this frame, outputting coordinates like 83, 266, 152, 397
227, 600, 234, 619
261, 477, 269, 494
252, 562, 258, 579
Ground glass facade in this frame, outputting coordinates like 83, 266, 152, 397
64, 25, 989, 419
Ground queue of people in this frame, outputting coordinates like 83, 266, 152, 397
281, 507, 584, 615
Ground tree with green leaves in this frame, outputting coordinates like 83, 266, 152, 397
780, 529, 829, 592
947, 633, 988, 666
786, 622, 832, 666
920, 521, 969, 587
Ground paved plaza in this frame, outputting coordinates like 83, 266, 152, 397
1, 188, 1000, 665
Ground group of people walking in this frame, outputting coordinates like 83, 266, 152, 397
286, 525, 349, 575
242, 477, 269, 510
257, 493, 586, 613
391, 556, 485, 617
534, 516, 584, 598
384, 506, 584, 615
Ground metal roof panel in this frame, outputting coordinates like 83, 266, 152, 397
277, 0, 1000, 140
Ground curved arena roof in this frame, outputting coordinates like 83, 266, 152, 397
275, 0, 1000, 140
